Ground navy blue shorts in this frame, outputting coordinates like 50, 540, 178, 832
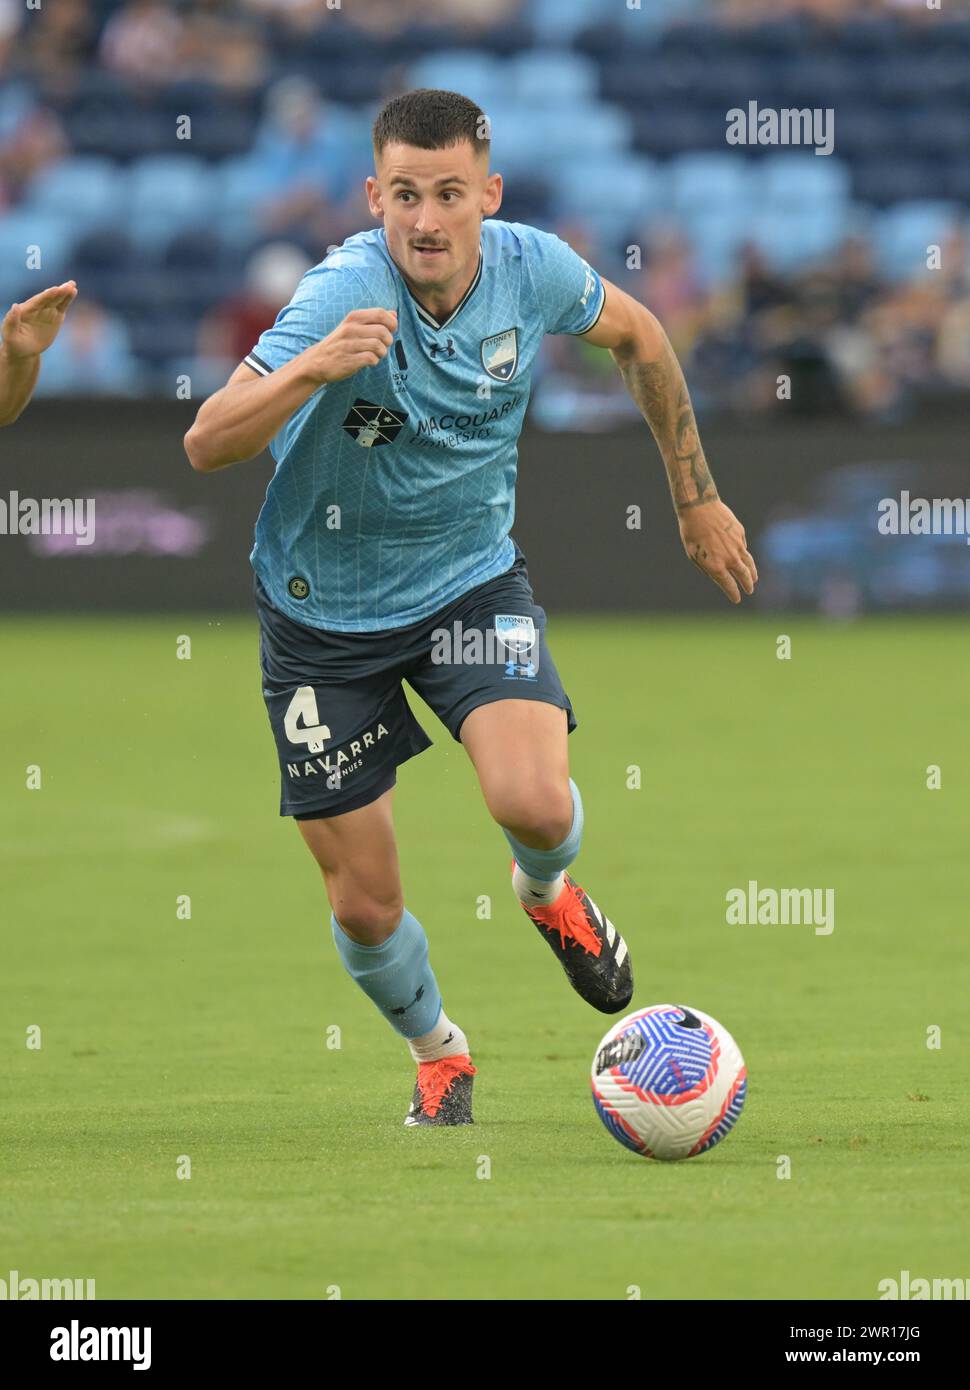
255, 541, 578, 819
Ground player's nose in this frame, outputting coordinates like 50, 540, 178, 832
412, 206, 439, 234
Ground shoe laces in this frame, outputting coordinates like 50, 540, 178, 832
417, 1053, 476, 1117
527, 877, 602, 956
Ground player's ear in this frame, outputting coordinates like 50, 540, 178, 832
483, 171, 502, 217
365, 175, 383, 218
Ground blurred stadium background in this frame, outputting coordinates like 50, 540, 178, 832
2, 0, 969, 613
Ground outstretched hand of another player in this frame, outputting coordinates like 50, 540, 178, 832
1, 281, 78, 359
678, 499, 758, 605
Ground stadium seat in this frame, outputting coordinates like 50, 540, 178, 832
127, 310, 200, 368
507, 51, 599, 104
942, 160, 970, 204
0, 213, 74, 307
552, 155, 668, 242
739, 16, 818, 61
698, 57, 772, 108
489, 176, 553, 227
406, 50, 510, 110
0, 80, 34, 139
669, 153, 758, 221
874, 201, 965, 280
901, 106, 970, 159
632, 107, 719, 157
323, 64, 389, 106
126, 155, 218, 246
854, 158, 945, 206
757, 155, 851, 215
837, 15, 905, 55
834, 106, 898, 160
776, 56, 858, 106
68, 105, 174, 161
529, 0, 607, 44
744, 206, 849, 270
70, 229, 139, 311
677, 208, 750, 284
210, 157, 277, 244
490, 103, 631, 175
21, 157, 125, 234
874, 56, 951, 103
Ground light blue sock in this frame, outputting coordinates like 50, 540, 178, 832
330, 906, 442, 1039
502, 776, 584, 882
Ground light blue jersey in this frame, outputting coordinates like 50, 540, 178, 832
244, 219, 605, 631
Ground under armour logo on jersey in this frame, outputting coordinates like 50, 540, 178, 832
341, 398, 408, 447
428, 337, 456, 360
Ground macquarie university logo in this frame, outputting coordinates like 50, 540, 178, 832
480, 328, 518, 382
341, 399, 408, 448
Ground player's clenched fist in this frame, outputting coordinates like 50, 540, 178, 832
308, 308, 398, 383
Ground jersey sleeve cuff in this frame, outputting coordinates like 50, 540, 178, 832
570, 282, 606, 335
244, 351, 274, 377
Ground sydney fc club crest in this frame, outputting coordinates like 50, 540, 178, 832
495, 612, 538, 680
341, 398, 409, 447
480, 328, 519, 382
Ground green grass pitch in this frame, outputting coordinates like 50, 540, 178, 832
3, 613, 967, 1300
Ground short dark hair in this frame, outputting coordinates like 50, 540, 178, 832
372, 88, 489, 161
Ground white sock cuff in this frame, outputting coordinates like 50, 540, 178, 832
407, 1011, 469, 1064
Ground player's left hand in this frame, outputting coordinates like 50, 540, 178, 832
678, 499, 758, 604
1, 281, 78, 359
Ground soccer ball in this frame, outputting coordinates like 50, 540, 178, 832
590, 1004, 747, 1160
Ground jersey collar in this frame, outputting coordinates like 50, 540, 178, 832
386, 234, 484, 332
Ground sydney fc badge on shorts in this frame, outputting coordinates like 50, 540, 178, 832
480, 328, 518, 382
494, 612, 538, 680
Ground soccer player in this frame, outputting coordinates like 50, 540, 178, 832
185, 89, 757, 1127
0, 281, 78, 426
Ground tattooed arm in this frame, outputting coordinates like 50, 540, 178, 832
580, 278, 757, 604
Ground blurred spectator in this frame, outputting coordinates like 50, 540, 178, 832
829, 238, 883, 323
737, 244, 789, 319
99, 0, 183, 85
246, 78, 364, 241
636, 224, 707, 356
0, 0, 19, 65
0, 86, 67, 209
937, 296, 970, 388
177, 10, 269, 94
14, 0, 95, 90
241, 0, 339, 32
197, 241, 312, 366
34, 300, 142, 396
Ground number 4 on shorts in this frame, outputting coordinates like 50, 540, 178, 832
284, 685, 331, 755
